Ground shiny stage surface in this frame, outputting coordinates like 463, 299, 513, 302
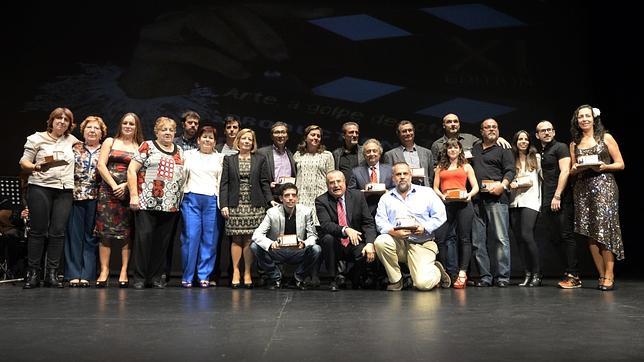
1, 279, 643, 361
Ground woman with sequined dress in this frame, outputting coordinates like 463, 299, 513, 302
569, 105, 624, 291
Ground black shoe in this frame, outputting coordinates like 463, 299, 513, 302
119, 280, 129, 289
44, 269, 64, 288
295, 280, 308, 290
518, 273, 532, 287
96, 279, 108, 288
528, 273, 543, 287
23, 269, 40, 289
329, 280, 339, 292
308, 276, 320, 289
231, 283, 241, 289
267, 280, 281, 290
133, 281, 145, 290
475, 280, 492, 287
244, 282, 254, 289
495, 280, 509, 288
152, 281, 165, 289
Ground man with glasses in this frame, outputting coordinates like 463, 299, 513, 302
470, 118, 515, 287
535, 120, 580, 288
257, 122, 297, 200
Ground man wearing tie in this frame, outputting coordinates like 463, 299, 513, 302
383, 120, 434, 186
374, 162, 449, 291
316, 170, 377, 291
348, 139, 395, 216
251, 183, 321, 290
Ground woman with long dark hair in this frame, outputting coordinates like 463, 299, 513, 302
569, 105, 624, 291
508, 130, 542, 287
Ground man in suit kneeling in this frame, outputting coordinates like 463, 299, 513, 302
251, 183, 321, 290
316, 170, 377, 292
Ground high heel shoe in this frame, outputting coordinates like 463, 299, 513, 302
528, 273, 543, 287
597, 277, 606, 290
231, 282, 241, 289
244, 282, 254, 289
518, 272, 532, 287
119, 280, 129, 288
96, 279, 108, 288
599, 277, 615, 291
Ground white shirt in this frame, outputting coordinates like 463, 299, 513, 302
21, 132, 79, 189
183, 149, 224, 197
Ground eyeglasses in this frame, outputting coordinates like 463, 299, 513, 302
537, 128, 553, 134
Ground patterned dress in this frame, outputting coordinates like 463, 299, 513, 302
293, 150, 335, 224
225, 158, 266, 235
95, 149, 134, 240
573, 140, 624, 260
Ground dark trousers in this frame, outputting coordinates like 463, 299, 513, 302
319, 234, 367, 281
251, 242, 321, 282
510, 207, 540, 274
26, 185, 73, 271
64, 199, 98, 280
435, 201, 474, 273
133, 211, 180, 284
539, 196, 577, 275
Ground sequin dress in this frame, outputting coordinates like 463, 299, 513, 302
293, 150, 335, 225
95, 149, 134, 240
573, 140, 624, 260
225, 158, 266, 235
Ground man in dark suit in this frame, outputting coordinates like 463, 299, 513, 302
383, 120, 434, 186
332, 121, 364, 182
257, 122, 297, 200
348, 138, 395, 217
316, 170, 376, 291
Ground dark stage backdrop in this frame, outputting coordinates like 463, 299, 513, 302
2, 1, 640, 276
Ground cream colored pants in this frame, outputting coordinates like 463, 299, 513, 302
374, 234, 440, 290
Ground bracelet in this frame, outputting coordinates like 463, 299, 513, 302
553, 194, 561, 200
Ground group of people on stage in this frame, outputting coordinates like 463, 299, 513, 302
17, 104, 624, 292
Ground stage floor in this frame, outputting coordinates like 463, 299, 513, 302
1, 279, 642, 361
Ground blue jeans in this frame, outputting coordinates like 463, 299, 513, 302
64, 199, 98, 280
250, 242, 321, 282
472, 200, 511, 283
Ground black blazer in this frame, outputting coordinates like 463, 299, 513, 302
348, 163, 395, 217
315, 189, 377, 244
256, 145, 296, 182
220, 153, 273, 209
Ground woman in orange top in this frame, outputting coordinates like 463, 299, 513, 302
433, 138, 479, 288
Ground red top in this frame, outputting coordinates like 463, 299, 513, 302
438, 166, 467, 193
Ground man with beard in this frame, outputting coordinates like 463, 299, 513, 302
535, 120, 579, 288
332, 121, 364, 182
374, 162, 449, 291
174, 110, 200, 151
469, 118, 515, 287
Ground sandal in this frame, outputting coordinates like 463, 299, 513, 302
599, 277, 614, 291
453, 274, 467, 289
199, 280, 209, 288
69, 279, 80, 288
597, 277, 606, 290
181, 281, 193, 288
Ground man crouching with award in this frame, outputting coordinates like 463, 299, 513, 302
251, 183, 321, 290
374, 162, 450, 291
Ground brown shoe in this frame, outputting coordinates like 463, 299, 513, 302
558, 274, 582, 289
386, 278, 403, 291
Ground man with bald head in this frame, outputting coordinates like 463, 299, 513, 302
316, 170, 376, 291
535, 120, 579, 288
469, 118, 515, 287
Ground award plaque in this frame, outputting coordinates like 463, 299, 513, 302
514, 176, 533, 189
278, 176, 296, 184
279, 234, 299, 248
411, 167, 425, 178
576, 155, 602, 169
464, 150, 473, 159
480, 179, 496, 192
445, 189, 468, 201
42, 155, 69, 168
363, 183, 386, 194
393, 216, 417, 231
